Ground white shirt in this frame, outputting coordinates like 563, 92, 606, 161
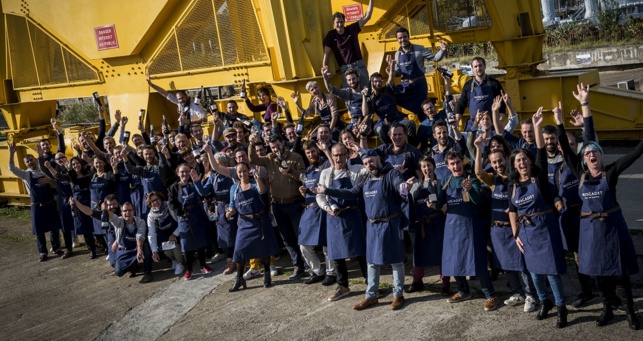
166, 93, 206, 122
316, 164, 367, 210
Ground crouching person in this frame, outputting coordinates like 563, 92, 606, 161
72, 198, 154, 283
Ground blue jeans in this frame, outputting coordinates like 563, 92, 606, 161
454, 271, 495, 299
366, 262, 404, 299
507, 270, 537, 297
531, 273, 565, 306
36, 231, 61, 256
271, 201, 305, 270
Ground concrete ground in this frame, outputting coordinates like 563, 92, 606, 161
1, 149, 642, 341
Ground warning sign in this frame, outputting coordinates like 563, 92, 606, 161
94, 25, 119, 51
342, 4, 363, 22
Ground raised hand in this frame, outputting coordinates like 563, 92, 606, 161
35, 143, 43, 156
277, 96, 287, 109
461, 175, 473, 191
44, 160, 52, 169
361, 86, 369, 97
491, 95, 502, 113
501, 90, 511, 107
474, 135, 486, 149
395, 161, 407, 175
145, 72, 151, 83
439, 40, 447, 51
531, 106, 544, 127
114, 109, 122, 123
572, 83, 590, 103
52, 121, 61, 135
189, 168, 200, 182
569, 109, 584, 127
552, 101, 563, 125
321, 65, 332, 79
385, 55, 395, 75
316, 140, 328, 151
122, 116, 129, 126
110, 155, 119, 169
290, 91, 300, 103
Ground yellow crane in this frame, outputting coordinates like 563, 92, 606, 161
0, 0, 641, 204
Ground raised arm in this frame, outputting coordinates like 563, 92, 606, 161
532, 107, 545, 149
146, 73, 169, 97
357, 0, 374, 28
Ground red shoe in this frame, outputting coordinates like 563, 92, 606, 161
183, 271, 193, 280
201, 265, 213, 274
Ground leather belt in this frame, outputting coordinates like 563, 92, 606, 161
517, 209, 553, 226
240, 209, 267, 220
580, 206, 621, 222
419, 211, 442, 242
183, 204, 200, 211
272, 197, 301, 204
336, 206, 357, 215
369, 211, 401, 224
491, 220, 511, 227
31, 200, 54, 207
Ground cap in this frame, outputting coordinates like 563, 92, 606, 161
361, 149, 379, 159
223, 128, 237, 137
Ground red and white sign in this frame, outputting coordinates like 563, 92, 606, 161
94, 25, 119, 51
342, 4, 363, 22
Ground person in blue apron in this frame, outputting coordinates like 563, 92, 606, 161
322, 68, 364, 131
124, 145, 167, 219
455, 57, 505, 132
319, 150, 408, 311
129, 173, 145, 219
41, 153, 75, 259
146, 192, 184, 276
292, 83, 344, 142
542, 123, 596, 309
508, 108, 568, 328
556, 86, 641, 329
227, 162, 280, 292
426, 121, 467, 182
48, 156, 99, 258
434, 150, 498, 311
8, 144, 62, 262
416, 99, 447, 153
405, 156, 450, 295
393, 27, 446, 123
503, 119, 538, 156
88, 155, 119, 254
473, 139, 538, 312
168, 164, 213, 280
376, 122, 423, 181
365, 71, 416, 145
315, 143, 368, 301
196, 159, 239, 276
298, 141, 332, 285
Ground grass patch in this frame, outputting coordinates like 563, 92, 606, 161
0, 234, 33, 242
0, 206, 31, 220
349, 279, 364, 285
378, 282, 391, 289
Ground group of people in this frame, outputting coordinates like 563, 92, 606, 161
7, 0, 641, 331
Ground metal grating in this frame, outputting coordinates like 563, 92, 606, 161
5, 14, 98, 89
149, 0, 268, 76
432, 0, 491, 32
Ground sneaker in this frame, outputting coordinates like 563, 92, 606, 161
484, 297, 499, 311
270, 265, 279, 277
504, 294, 525, 307
53, 249, 64, 257
89, 250, 97, 259
243, 269, 261, 280
174, 263, 185, 276
61, 250, 73, 259
38, 254, 48, 262
571, 293, 596, 308
321, 275, 337, 286
524, 296, 537, 312
447, 292, 471, 303
327, 285, 351, 301
201, 265, 213, 274
211, 253, 226, 263
184, 271, 193, 280
289, 268, 306, 280
304, 274, 325, 285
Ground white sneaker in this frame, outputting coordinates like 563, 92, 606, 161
243, 269, 261, 280
174, 263, 185, 276
270, 265, 278, 277
524, 295, 537, 312
211, 253, 226, 263
504, 294, 525, 306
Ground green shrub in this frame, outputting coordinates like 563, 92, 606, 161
57, 101, 99, 125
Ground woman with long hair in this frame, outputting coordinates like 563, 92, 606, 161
508, 108, 568, 328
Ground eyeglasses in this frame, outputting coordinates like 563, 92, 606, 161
584, 150, 600, 157
55, 157, 67, 161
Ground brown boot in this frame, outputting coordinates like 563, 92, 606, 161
391, 296, 406, 310
353, 298, 379, 311
223, 259, 235, 275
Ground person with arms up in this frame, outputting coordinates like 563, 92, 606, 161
557, 84, 641, 330
146, 74, 205, 124
322, 67, 365, 131
322, 0, 374, 89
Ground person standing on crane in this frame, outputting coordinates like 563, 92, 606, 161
322, 0, 374, 89
393, 27, 447, 122
146, 73, 206, 124
455, 57, 505, 132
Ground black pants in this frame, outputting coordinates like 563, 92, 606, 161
83, 233, 96, 252
185, 247, 207, 272
334, 256, 367, 288
36, 231, 61, 255
271, 201, 305, 269
597, 275, 634, 312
